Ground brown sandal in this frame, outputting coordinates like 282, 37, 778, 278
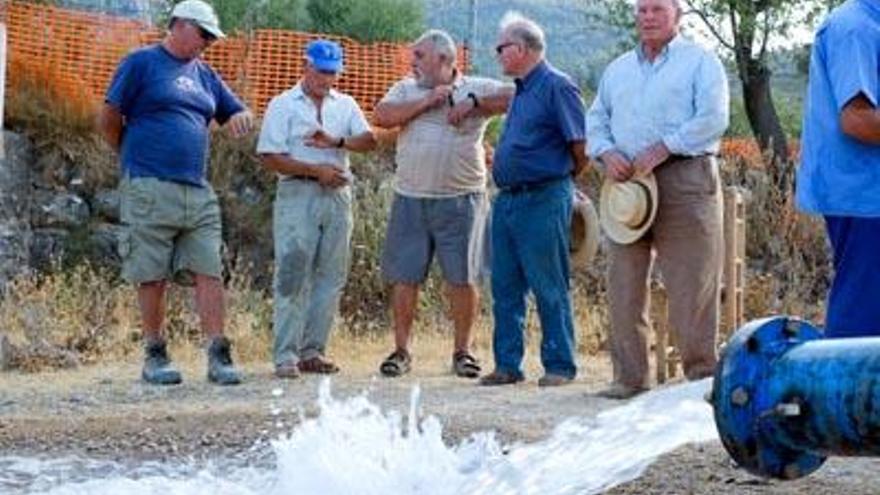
297, 356, 340, 374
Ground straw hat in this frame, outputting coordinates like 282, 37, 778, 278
570, 190, 600, 268
600, 174, 659, 245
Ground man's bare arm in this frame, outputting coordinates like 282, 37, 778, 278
473, 87, 514, 117
373, 85, 452, 128
342, 131, 376, 152
97, 104, 124, 152
841, 94, 880, 144
260, 154, 349, 188
570, 140, 589, 178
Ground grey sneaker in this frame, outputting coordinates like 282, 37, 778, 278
142, 340, 182, 385
206, 337, 242, 385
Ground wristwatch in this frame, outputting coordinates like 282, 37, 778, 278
467, 92, 480, 109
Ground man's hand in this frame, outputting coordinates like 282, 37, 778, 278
447, 98, 475, 126
226, 110, 254, 138
601, 150, 634, 182
306, 129, 342, 149
483, 141, 495, 171
632, 141, 670, 177
425, 84, 454, 110
312, 165, 351, 188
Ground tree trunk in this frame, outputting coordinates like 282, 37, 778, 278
740, 59, 791, 191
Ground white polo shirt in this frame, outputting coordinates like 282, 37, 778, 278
256, 83, 370, 175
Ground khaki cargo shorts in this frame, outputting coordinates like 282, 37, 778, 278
118, 177, 223, 285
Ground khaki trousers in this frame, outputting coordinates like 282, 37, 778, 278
607, 156, 722, 388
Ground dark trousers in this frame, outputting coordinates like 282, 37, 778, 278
825, 216, 880, 337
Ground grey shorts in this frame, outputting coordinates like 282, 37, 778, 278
381, 192, 489, 285
118, 177, 223, 285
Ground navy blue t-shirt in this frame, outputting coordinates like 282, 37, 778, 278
493, 61, 586, 188
105, 44, 245, 186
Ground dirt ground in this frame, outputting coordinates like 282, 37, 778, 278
1, 352, 879, 494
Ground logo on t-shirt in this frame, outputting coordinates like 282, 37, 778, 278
174, 75, 198, 93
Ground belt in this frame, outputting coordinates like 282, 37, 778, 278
667, 153, 715, 163
282, 174, 319, 182
501, 177, 565, 195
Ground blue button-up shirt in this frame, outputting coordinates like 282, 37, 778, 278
586, 35, 729, 161
797, 0, 880, 217
493, 61, 586, 188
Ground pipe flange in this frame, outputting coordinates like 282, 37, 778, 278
711, 316, 826, 479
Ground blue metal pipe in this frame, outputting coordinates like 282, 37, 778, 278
711, 316, 880, 479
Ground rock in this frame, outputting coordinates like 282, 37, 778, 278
0, 132, 33, 292
92, 188, 121, 221
89, 223, 123, 268
29, 228, 69, 270
30, 189, 91, 228
0, 224, 31, 292
0, 131, 32, 218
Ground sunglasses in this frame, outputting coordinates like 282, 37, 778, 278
317, 68, 340, 76
495, 42, 517, 55
189, 21, 216, 43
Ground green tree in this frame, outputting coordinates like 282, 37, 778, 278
305, 0, 424, 42
209, 0, 310, 32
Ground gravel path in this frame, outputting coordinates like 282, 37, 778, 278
1, 359, 879, 493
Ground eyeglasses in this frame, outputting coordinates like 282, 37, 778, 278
495, 42, 517, 55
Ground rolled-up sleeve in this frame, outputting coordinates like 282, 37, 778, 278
347, 97, 371, 136
256, 96, 290, 154
586, 73, 617, 159
662, 52, 729, 154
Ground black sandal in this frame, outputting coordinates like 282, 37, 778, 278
380, 349, 411, 377
452, 351, 481, 379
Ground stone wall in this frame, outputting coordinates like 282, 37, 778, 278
0, 130, 126, 292
0, 131, 32, 292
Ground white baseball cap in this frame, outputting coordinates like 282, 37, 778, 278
171, 0, 225, 39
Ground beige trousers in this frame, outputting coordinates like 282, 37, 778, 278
607, 156, 722, 388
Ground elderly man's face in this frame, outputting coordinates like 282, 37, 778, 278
303, 63, 339, 98
171, 19, 215, 60
410, 40, 445, 88
636, 0, 680, 46
494, 29, 522, 77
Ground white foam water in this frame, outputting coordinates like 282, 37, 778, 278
0, 379, 717, 495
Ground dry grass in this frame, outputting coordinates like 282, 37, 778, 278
0, 262, 609, 373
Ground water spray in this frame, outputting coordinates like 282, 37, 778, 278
711, 316, 880, 479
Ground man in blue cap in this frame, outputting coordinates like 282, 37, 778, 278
257, 39, 376, 378
797, 0, 880, 338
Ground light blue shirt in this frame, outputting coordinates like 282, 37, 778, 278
586, 35, 729, 161
796, 0, 880, 217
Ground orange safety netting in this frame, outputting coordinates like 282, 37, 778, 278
2, 1, 469, 117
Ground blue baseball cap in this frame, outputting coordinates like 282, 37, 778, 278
306, 39, 344, 73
